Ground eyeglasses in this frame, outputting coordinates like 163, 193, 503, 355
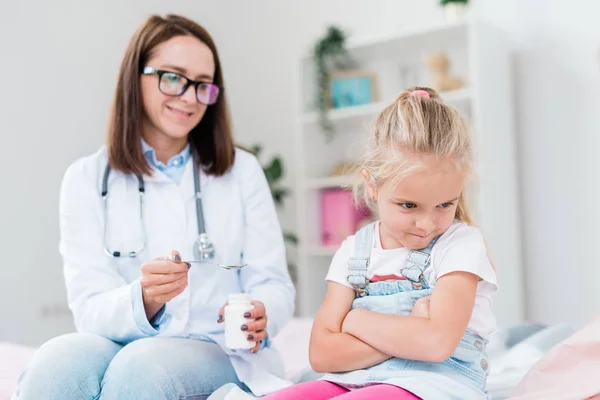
142, 66, 222, 105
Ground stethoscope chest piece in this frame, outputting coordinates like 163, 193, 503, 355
195, 232, 215, 262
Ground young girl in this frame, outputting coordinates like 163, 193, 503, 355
263, 87, 498, 400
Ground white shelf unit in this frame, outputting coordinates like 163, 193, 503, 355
293, 21, 524, 328
302, 87, 472, 125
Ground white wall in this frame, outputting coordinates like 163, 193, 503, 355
1, 0, 599, 345
473, 0, 600, 325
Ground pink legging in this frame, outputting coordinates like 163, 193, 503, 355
261, 381, 422, 400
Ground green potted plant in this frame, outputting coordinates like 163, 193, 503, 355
313, 26, 353, 141
440, 0, 469, 22
250, 144, 299, 282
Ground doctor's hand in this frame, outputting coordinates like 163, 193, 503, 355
140, 250, 188, 320
218, 300, 268, 354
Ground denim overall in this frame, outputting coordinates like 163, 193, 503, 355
321, 223, 491, 400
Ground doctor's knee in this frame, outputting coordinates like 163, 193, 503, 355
101, 338, 177, 397
15, 332, 121, 400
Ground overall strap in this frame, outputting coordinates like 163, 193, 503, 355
346, 222, 376, 294
401, 236, 440, 288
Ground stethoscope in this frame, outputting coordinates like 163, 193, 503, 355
101, 151, 215, 262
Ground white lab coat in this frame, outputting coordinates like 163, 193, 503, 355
59, 146, 296, 395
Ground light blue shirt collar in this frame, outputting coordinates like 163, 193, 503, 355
141, 139, 192, 184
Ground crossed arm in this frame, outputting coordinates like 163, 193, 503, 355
309, 271, 479, 373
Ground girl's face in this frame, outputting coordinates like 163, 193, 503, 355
140, 35, 215, 146
365, 154, 464, 250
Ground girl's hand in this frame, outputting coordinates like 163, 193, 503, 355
342, 308, 364, 333
218, 300, 268, 353
411, 296, 431, 319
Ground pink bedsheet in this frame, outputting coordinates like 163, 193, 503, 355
0, 342, 35, 400
509, 313, 600, 400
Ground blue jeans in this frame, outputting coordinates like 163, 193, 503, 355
14, 332, 246, 400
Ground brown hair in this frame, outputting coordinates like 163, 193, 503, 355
107, 14, 235, 177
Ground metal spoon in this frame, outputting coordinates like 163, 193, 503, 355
218, 264, 248, 270
184, 261, 248, 270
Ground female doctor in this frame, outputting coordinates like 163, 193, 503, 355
14, 14, 295, 400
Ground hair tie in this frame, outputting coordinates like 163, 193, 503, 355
410, 90, 430, 98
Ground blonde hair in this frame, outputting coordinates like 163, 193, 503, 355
353, 86, 474, 225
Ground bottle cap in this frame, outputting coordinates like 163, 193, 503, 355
228, 293, 252, 303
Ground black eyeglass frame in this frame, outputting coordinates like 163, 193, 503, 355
141, 66, 223, 105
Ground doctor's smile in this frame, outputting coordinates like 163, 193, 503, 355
167, 106, 194, 119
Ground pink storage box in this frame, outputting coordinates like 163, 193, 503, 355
320, 188, 371, 247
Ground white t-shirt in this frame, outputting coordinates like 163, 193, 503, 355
325, 221, 498, 340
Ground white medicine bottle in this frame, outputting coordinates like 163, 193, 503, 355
224, 293, 255, 350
